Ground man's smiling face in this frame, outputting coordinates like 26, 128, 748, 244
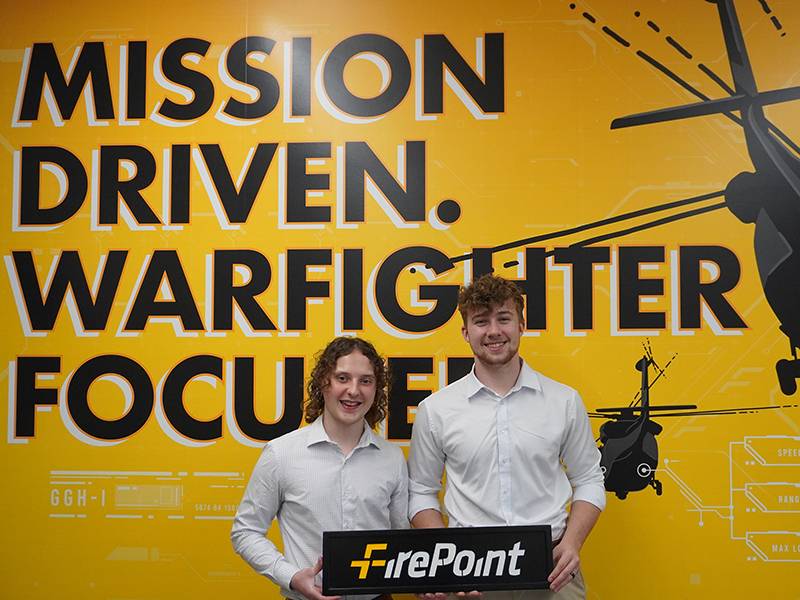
462, 299, 524, 369
322, 350, 377, 430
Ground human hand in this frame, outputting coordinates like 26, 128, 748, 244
290, 557, 342, 600
548, 540, 580, 593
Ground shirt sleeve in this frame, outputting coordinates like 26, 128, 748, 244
230, 444, 301, 590
561, 390, 607, 511
407, 399, 446, 520
389, 449, 410, 529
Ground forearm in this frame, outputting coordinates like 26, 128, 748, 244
411, 508, 446, 529
408, 401, 448, 523
231, 525, 300, 589
547, 501, 601, 592
560, 500, 601, 549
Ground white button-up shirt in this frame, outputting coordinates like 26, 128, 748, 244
232, 417, 408, 600
408, 361, 605, 540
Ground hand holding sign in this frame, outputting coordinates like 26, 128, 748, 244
291, 557, 342, 600
548, 541, 580, 593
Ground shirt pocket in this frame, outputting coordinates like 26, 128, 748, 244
511, 421, 560, 466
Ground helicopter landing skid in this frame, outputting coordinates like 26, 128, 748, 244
650, 478, 663, 496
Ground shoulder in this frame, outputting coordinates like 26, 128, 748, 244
370, 434, 405, 462
362, 434, 407, 484
258, 425, 312, 463
418, 372, 473, 416
526, 364, 581, 406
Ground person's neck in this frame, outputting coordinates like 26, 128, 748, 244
322, 414, 365, 455
474, 355, 522, 397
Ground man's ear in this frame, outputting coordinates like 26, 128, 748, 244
461, 325, 469, 342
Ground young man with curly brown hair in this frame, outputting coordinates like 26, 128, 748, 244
232, 337, 408, 600
408, 274, 605, 600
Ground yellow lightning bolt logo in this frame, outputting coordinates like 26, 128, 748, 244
350, 543, 388, 579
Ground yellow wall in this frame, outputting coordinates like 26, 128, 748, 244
2, 1, 799, 598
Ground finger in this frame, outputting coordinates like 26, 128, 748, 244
312, 556, 324, 574
551, 544, 563, 560
548, 549, 575, 580
307, 584, 340, 600
551, 570, 573, 593
548, 559, 576, 584
548, 561, 566, 583
550, 565, 579, 593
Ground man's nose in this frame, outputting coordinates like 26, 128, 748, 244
347, 380, 359, 396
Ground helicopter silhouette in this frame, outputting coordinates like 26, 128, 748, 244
591, 350, 687, 499
611, 0, 800, 395
590, 343, 798, 500
441, 0, 800, 393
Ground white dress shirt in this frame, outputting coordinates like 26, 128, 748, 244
408, 361, 605, 540
231, 417, 409, 600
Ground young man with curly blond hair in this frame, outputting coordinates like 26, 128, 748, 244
233, 337, 408, 600
408, 274, 605, 600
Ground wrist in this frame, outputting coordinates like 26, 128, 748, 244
558, 534, 582, 551
284, 565, 304, 591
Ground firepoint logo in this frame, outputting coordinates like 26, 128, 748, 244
350, 543, 388, 579
349, 541, 526, 580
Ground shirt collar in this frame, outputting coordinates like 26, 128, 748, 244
305, 415, 380, 450
464, 359, 543, 399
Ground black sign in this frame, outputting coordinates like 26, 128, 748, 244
322, 525, 553, 595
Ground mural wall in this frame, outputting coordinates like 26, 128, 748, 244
2, 0, 798, 598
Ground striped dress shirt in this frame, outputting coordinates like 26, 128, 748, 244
232, 417, 408, 600
408, 361, 605, 540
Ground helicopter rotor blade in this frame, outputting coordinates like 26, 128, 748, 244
445, 190, 723, 265
590, 403, 798, 418
595, 404, 698, 413
641, 403, 798, 418
611, 86, 800, 131
611, 95, 747, 130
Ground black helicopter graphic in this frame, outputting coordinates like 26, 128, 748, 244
611, 0, 800, 395
590, 345, 798, 500
591, 353, 679, 499
443, 0, 800, 395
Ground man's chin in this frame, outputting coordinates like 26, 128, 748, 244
477, 352, 515, 366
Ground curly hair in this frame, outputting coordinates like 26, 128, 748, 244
457, 273, 525, 324
304, 337, 389, 428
